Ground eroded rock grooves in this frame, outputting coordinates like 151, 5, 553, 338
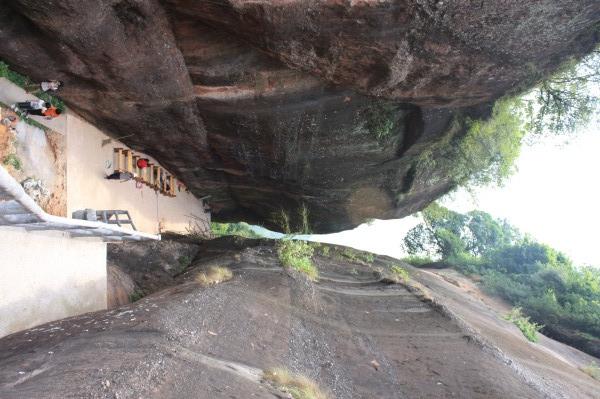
0, 1, 598, 232
1, 237, 598, 398
0, 238, 547, 398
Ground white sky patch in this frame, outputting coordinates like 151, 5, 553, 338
307, 217, 421, 259
442, 127, 600, 266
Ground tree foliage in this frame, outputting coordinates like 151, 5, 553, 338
403, 203, 600, 356
403, 203, 520, 259
420, 48, 600, 192
459, 98, 525, 187
211, 222, 261, 238
525, 49, 600, 136
415, 99, 525, 190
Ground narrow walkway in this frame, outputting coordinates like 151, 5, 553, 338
0, 165, 158, 242
0, 77, 67, 134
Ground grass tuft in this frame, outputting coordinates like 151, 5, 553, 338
298, 204, 311, 235
580, 361, 600, 380
128, 290, 145, 302
2, 153, 22, 170
263, 368, 329, 399
504, 307, 543, 342
390, 265, 410, 283
340, 247, 374, 264
195, 266, 233, 287
277, 239, 318, 281
273, 209, 292, 234
176, 255, 192, 274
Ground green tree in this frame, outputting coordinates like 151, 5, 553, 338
458, 98, 525, 187
402, 203, 600, 357
525, 49, 600, 136
487, 240, 559, 275
403, 203, 465, 258
211, 222, 261, 238
464, 211, 520, 256
419, 48, 600, 193
416, 99, 526, 191
403, 203, 518, 260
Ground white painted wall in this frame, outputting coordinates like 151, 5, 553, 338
0, 228, 107, 338
66, 113, 209, 234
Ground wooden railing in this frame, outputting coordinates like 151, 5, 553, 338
113, 148, 176, 197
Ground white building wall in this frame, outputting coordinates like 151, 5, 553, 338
0, 228, 107, 338
66, 113, 209, 235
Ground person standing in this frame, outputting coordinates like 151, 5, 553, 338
12, 100, 48, 112
27, 105, 62, 119
105, 171, 134, 181
41, 106, 61, 119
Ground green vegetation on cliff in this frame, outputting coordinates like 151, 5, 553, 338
2, 153, 22, 171
418, 99, 525, 189
403, 203, 600, 355
277, 239, 318, 281
504, 307, 544, 342
263, 368, 329, 399
525, 49, 600, 137
427, 49, 600, 192
273, 206, 319, 280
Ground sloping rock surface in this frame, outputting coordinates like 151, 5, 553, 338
0, 237, 597, 398
0, 1, 598, 231
107, 237, 201, 295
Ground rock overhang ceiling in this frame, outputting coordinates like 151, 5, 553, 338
1, 0, 598, 232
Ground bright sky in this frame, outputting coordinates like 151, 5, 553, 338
307, 126, 600, 266
443, 128, 600, 266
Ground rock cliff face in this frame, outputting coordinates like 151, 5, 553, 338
0, 1, 598, 232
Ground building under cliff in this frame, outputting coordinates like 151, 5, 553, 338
0, 78, 210, 337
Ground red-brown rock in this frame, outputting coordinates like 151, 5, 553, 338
0, 1, 598, 232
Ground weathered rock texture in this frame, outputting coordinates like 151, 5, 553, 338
0, 237, 598, 398
106, 264, 135, 309
107, 237, 201, 295
0, 1, 598, 232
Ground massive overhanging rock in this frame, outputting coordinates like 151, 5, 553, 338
0, 1, 598, 232
169, 0, 600, 106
